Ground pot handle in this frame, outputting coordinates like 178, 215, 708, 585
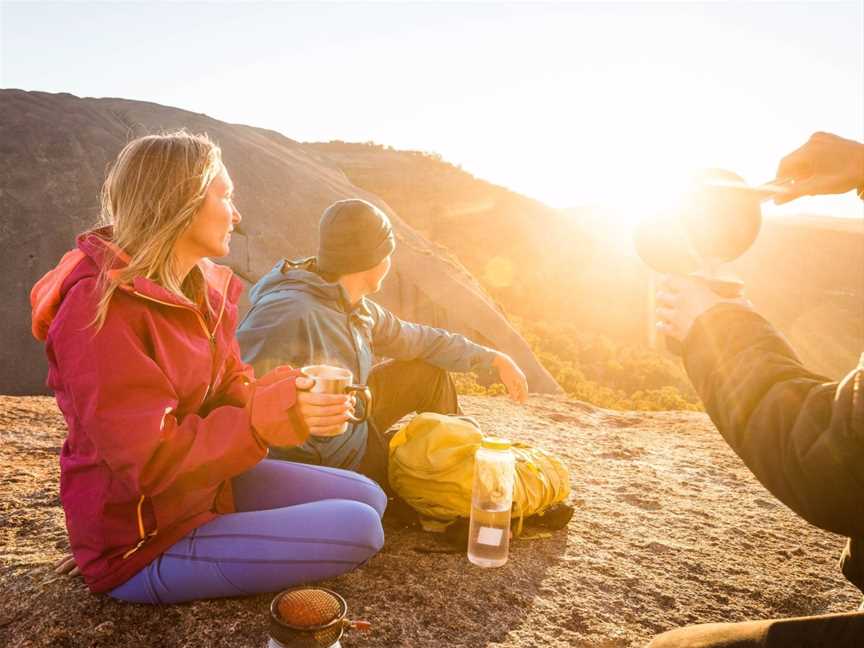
341, 619, 372, 632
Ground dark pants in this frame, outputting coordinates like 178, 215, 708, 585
647, 611, 864, 647
355, 359, 460, 492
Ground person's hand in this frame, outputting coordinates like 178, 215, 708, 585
492, 352, 529, 404
774, 132, 864, 204
53, 553, 81, 578
655, 275, 752, 342
251, 368, 356, 445
295, 376, 356, 437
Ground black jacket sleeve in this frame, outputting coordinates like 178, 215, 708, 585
682, 304, 864, 539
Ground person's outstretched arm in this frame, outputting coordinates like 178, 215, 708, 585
368, 301, 528, 402
658, 277, 864, 538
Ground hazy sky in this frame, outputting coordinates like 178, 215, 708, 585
2, 1, 863, 220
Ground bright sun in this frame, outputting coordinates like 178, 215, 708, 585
593, 167, 695, 235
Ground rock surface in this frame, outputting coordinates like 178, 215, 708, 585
0, 90, 559, 395
1, 394, 858, 647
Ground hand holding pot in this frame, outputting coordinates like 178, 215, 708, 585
774, 132, 864, 204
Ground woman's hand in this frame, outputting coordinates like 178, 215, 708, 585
295, 376, 356, 437
492, 352, 529, 404
250, 367, 354, 446
655, 275, 752, 342
53, 553, 81, 578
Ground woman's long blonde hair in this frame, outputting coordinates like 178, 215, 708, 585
92, 131, 223, 330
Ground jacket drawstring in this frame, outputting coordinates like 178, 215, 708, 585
123, 494, 157, 559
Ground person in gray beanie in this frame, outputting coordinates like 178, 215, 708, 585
317, 199, 396, 276
236, 198, 528, 489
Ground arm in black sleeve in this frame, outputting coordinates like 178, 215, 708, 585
682, 303, 864, 538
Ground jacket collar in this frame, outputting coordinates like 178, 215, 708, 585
278, 257, 370, 317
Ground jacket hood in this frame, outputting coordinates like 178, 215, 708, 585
31, 226, 239, 341
248, 257, 352, 313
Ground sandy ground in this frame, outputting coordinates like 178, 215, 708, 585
1, 394, 859, 647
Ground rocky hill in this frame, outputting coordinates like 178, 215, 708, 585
0, 90, 559, 395
5, 91, 855, 400
1, 394, 858, 647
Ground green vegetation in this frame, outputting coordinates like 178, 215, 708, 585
452, 372, 507, 397
457, 317, 702, 412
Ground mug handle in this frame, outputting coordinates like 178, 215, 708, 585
345, 385, 371, 423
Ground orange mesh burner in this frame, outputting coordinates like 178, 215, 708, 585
268, 587, 371, 648
277, 589, 342, 628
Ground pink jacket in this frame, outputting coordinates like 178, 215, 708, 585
31, 229, 307, 593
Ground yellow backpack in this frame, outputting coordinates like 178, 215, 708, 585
388, 413, 571, 533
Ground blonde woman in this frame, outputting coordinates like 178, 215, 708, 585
31, 132, 386, 604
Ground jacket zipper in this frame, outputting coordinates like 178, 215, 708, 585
345, 312, 363, 385
132, 271, 230, 382
345, 311, 365, 421
133, 289, 217, 398
131, 292, 215, 344
121, 274, 232, 559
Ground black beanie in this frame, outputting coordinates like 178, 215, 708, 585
317, 199, 396, 275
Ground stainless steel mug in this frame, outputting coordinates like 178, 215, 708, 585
300, 365, 372, 435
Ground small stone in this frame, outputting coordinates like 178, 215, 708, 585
94, 621, 115, 635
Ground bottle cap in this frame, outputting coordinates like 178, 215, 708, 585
481, 436, 512, 451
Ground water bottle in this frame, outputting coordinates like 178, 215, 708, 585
467, 436, 515, 567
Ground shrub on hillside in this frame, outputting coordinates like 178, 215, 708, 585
454, 318, 702, 412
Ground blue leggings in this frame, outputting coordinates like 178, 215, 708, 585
109, 459, 387, 604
